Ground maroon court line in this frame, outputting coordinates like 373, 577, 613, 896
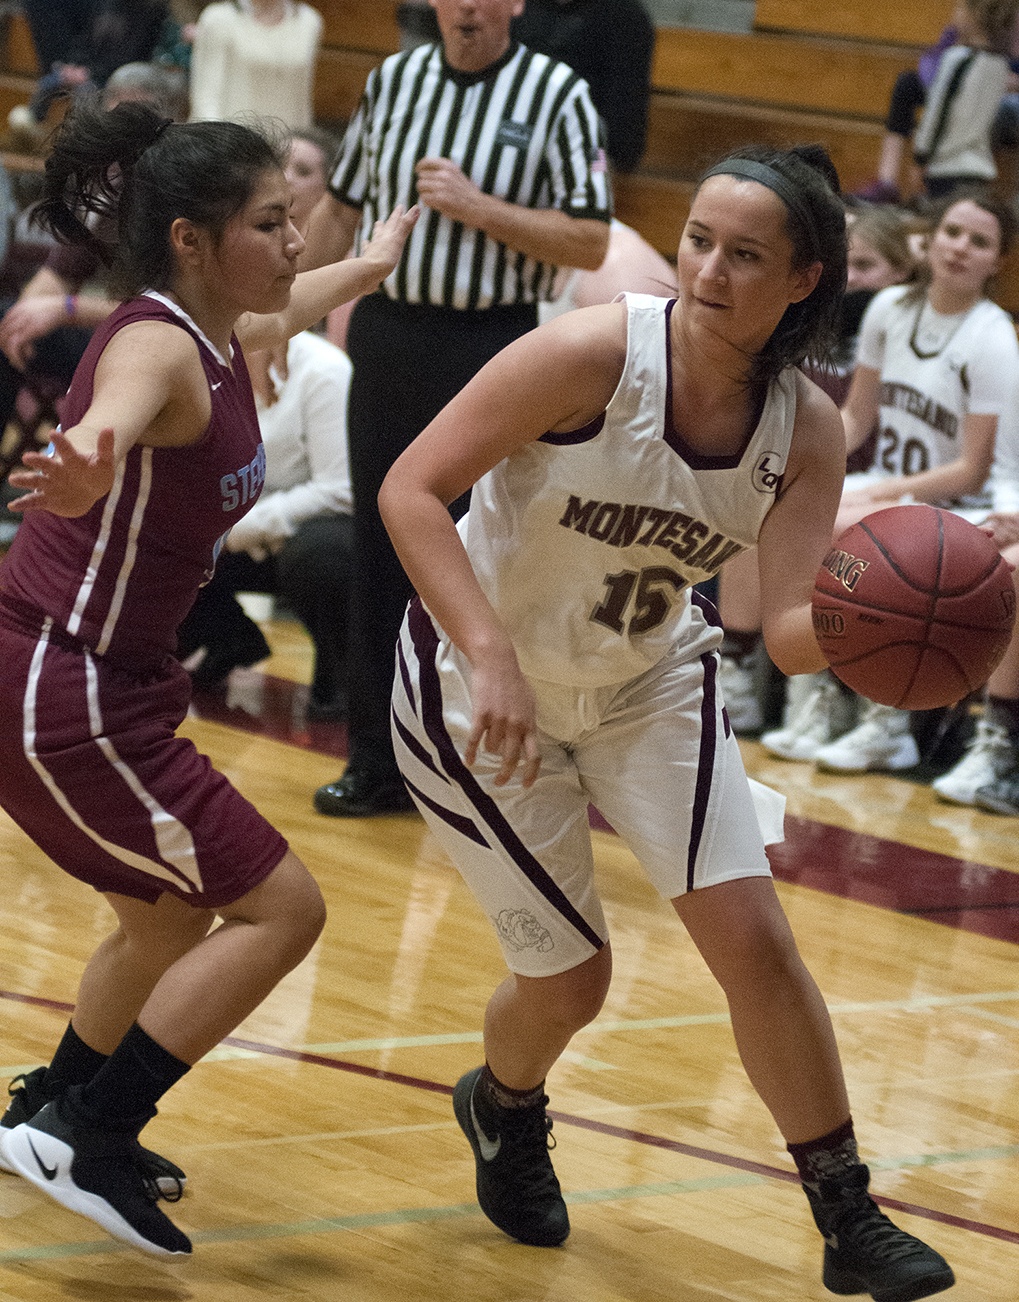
195, 1039, 1019, 1246
194, 670, 1019, 944
2, 996, 1016, 1244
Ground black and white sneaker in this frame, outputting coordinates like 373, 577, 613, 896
452, 1066, 569, 1247
0, 1101, 191, 1256
0, 1068, 186, 1199
806, 1165, 955, 1301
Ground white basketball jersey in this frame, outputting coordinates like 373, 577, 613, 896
858, 286, 1019, 509
458, 294, 798, 687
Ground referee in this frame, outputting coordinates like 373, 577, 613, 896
305, 0, 612, 818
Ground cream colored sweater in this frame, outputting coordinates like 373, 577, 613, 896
189, 1, 322, 128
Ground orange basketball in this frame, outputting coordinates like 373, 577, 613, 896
812, 505, 1016, 710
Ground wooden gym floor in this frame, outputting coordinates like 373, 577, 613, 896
1, 616, 1017, 1300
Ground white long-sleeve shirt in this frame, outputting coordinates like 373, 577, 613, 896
226, 332, 353, 561
188, 0, 322, 128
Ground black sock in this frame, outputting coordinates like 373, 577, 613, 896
721, 629, 760, 663
65, 1023, 190, 1133
787, 1117, 860, 1190
43, 1022, 108, 1096
478, 1063, 545, 1112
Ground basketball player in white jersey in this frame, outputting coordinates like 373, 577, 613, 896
378, 146, 955, 1301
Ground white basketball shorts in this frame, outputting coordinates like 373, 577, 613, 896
392, 599, 776, 977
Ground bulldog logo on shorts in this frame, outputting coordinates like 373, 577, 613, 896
495, 909, 554, 953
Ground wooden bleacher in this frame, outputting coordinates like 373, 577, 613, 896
3, 0, 1017, 311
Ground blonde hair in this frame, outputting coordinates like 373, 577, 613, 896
849, 206, 916, 281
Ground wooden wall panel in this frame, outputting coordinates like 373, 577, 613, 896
652, 28, 917, 118
642, 93, 884, 191
753, 0, 953, 48
313, 47, 381, 124
2, 11, 40, 76
314, 0, 400, 53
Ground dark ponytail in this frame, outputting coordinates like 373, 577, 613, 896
695, 143, 848, 385
33, 98, 287, 297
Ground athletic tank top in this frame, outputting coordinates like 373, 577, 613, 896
0, 293, 264, 667
459, 293, 798, 687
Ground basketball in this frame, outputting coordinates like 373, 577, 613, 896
812, 505, 1016, 710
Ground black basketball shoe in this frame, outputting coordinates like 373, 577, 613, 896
0, 1101, 191, 1256
453, 1066, 569, 1247
805, 1164, 955, 1301
0, 1068, 186, 1199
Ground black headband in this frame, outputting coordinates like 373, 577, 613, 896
701, 158, 822, 261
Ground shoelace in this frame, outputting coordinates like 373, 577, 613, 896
835, 1199, 930, 1262
130, 1145, 184, 1203
499, 1109, 560, 1191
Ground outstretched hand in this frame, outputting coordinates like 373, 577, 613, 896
360, 204, 420, 280
7, 427, 116, 517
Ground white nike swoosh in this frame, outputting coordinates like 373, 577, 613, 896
470, 1093, 501, 1161
211, 381, 223, 391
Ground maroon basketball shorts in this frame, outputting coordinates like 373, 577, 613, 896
0, 613, 288, 907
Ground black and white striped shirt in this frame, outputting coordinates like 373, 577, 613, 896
329, 41, 613, 310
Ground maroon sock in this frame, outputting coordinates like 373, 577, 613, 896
787, 1117, 860, 1188
479, 1063, 545, 1111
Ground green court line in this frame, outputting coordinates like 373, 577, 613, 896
956, 1006, 1019, 1029
296, 989, 1019, 1054
2, 1147, 1016, 1264
0, 1175, 763, 1263
870, 1145, 1019, 1170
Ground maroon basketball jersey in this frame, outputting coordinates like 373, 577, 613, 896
0, 293, 265, 666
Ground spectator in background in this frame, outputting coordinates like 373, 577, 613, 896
188, 0, 322, 129
285, 126, 340, 232
726, 192, 1019, 776
512, 0, 655, 173
0, 64, 189, 459
856, 0, 1019, 203
7, 0, 170, 150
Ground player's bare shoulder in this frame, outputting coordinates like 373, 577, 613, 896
95, 317, 206, 383
92, 318, 213, 448
541, 299, 628, 364
790, 366, 845, 462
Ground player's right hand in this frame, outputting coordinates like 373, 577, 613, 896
465, 662, 541, 788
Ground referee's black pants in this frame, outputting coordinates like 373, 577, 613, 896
345, 293, 538, 781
